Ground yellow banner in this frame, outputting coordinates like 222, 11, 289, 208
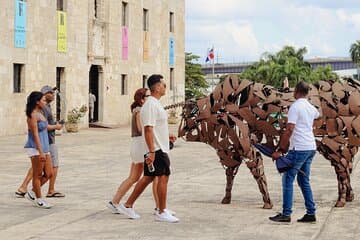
57, 11, 67, 52
143, 31, 149, 61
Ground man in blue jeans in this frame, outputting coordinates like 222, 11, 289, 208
270, 81, 320, 223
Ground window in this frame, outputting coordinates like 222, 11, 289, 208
170, 68, 174, 91
56, 67, 64, 121
143, 75, 147, 88
13, 63, 24, 93
143, 8, 148, 31
121, 74, 128, 95
169, 12, 174, 32
57, 0, 64, 11
94, 0, 98, 18
122, 2, 128, 26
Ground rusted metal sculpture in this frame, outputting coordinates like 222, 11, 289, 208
178, 75, 360, 208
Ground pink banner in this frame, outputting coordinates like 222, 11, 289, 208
122, 26, 128, 60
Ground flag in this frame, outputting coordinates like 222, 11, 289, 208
205, 48, 214, 62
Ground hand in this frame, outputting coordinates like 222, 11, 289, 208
145, 152, 155, 165
55, 123, 63, 130
169, 133, 177, 142
39, 152, 46, 161
272, 151, 282, 161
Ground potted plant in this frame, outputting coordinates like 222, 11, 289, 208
65, 105, 88, 132
168, 109, 178, 124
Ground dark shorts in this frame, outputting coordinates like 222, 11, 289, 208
144, 150, 171, 176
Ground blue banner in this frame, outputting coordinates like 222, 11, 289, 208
169, 37, 175, 66
14, 0, 26, 48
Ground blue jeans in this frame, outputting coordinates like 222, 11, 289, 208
282, 150, 316, 216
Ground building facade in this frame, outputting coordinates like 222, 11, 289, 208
0, 0, 185, 136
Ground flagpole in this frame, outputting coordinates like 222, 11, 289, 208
212, 46, 215, 91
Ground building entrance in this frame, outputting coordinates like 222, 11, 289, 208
89, 65, 100, 122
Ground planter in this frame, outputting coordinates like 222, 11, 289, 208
65, 122, 79, 133
168, 111, 178, 124
168, 116, 178, 124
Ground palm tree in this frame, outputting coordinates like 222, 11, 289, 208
350, 41, 360, 79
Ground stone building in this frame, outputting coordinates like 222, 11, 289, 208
0, 0, 185, 136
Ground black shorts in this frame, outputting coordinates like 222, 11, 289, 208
144, 150, 171, 176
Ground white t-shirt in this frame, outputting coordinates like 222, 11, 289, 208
140, 96, 169, 153
287, 98, 320, 151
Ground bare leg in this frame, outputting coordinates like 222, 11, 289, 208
40, 155, 53, 186
48, 167, 58, 194
31, 156, 46, 198
152, 177, 160, 209
246, 152, 273, 209
157, 175, 169, 213
18, 167, 33, 192
112, 163, 143, 204
125, 176, 154, 207
221, 165, 240, 204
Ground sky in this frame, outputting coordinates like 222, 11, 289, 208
185, 0, 360, 63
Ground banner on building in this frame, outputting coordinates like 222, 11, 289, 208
143, 31, 149, 61
14, 0, 26, 48
169, 37, 175, 66
122, 26, 128, 60
57, 11, 67, 52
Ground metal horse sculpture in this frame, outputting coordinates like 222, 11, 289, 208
178, 75, 360, 208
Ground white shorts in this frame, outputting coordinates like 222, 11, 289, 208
25, 148, 50, 158
130, 136, 147, 163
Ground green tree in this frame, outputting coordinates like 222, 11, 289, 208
185, 52, 209, 99
350, 40, 360, 79
240, 45, 337, 87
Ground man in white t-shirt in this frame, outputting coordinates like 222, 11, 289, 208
117, 74, 179, 223
269, 81, 320, 223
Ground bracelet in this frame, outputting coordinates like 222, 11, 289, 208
149, 151, 155, 154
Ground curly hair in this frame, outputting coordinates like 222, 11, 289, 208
26, 91, 44, 118
130, 88, 149, 111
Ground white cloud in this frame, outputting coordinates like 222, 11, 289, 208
186, 20, 260, 62
337, 10, 360, 32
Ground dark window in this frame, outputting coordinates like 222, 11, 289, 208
94, 0, 98, 18
143, 8, 148, 31
143, 75, 147, 88
169, 12, 174, 32
57, 0, 64, 11
122, 2, 128, 26
13, 63, 24, 93
170, 68, 174, 90
56, 67, 64, 121
121, 74, 128, 95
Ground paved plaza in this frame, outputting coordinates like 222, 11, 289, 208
0, 125, 359, 240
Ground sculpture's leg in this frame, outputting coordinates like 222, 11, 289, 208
246, 152, 273, 209
221, 165, 240, 204
334, 164, 348, 207
346, 158, 354, 202
346, 176, 354, 202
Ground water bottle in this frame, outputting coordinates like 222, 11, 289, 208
144, 153, 155, 172
148, 163, 155, 172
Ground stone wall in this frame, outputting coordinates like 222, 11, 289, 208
0, 0, 185, 136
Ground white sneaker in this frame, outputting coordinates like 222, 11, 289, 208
117, 203, 140, 219
35, 198, 52, 209
154, 208, 176, 216
155, 211, 179, 223
106, 201, 120, 214
25, 190, 37, 205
